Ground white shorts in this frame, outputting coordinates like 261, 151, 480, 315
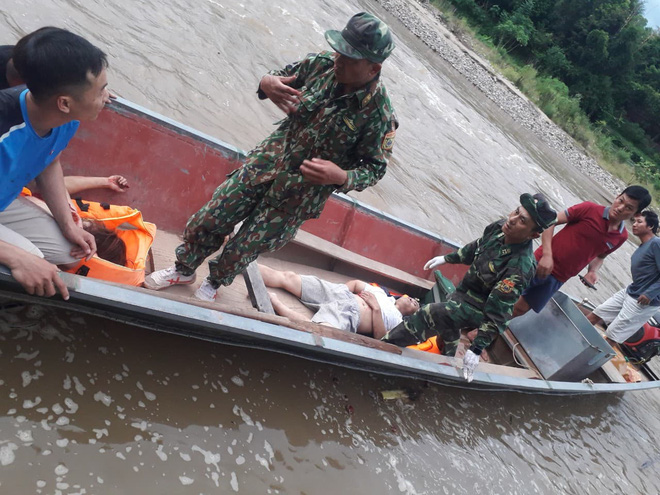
0, 196, 78, 265
593, 289, 660, 343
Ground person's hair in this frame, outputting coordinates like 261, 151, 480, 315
82, 220, 127, 266
621, 185, 652, 213
12, 27, 108, 102
641, 210, 659, 234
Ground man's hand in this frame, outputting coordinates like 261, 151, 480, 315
536, 253, 553, 279
424, 256, 446, 270
582, 271, 598, 287
64, 224, 97, 260
301, 158, 348, 185
359, 290, 381, 311
462, 349, 480, 383
107, 175, 129, 192
11, 254, 70, 300
260, 75, 301, 114
638, 294, 651, 306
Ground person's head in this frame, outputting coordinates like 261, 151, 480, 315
82, 220, 127, 266
395, 295, 420, 316
325, 13, 395, 89
6, 57, 23, 87
0, 45, 23, 87
13, 27, 109, 120
609, 186, 652, 221
503, 193, 557, 243
632, 210, 659, 238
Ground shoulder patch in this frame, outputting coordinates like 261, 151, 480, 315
495, 278, 516, 294
382, 130, 396, 151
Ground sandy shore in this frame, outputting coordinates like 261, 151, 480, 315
376, 0, 626, 198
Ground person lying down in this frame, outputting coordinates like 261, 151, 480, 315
259, 264, 420, 339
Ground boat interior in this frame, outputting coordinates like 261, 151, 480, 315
147, 228, 660, 386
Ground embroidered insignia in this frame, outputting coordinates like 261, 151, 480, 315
382, 130, 396, 151
496, 279, 516, 294
361, 93, 373, 107
488, 262, 496, 273
343, 115, 357, 131
501, 247, 511, 255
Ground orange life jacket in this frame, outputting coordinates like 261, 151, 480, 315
66, 198, 156, 286
407, 336, 444, 354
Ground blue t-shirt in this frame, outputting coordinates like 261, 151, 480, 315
0, 87, 79, 211
627, 237, 660, 306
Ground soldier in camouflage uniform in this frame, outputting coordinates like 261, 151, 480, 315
144, 12, 398, 301
382, 193, 557, 382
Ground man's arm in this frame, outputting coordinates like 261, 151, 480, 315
35, 155, 96, 260
358, 290, 387, 339
536, 209, 567, 278
639, 241, 660, 305
583, 255, 606, 286
64, 175, 129, 195
346, 280, 367, 294
0, 241, 69, 299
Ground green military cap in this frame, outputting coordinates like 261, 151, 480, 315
325, 12, 395, 63
520, 193, 557, 231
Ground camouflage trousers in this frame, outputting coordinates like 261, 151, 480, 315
175, 169, 306, 287
381, 295, 484, 356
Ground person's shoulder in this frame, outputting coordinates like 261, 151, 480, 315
0, 86, 26, 135
372, 82, 396, 121
305, 51, 335, 70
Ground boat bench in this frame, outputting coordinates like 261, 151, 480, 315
292, 230, 434, 292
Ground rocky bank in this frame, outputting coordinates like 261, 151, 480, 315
376, 0, 627, 198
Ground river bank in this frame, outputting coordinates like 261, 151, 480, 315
376, 0, 627, 198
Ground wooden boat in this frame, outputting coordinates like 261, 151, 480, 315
1, 97, 659, 395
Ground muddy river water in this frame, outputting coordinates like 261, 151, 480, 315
1, 0, 660, 493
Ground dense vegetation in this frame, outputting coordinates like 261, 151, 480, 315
434, 0, 660, 191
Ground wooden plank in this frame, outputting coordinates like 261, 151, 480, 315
600, 361, 627, 383
292, 229, 434, 291
242, 262, 275, 314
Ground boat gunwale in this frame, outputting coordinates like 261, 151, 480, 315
1, 272, 658, 395
108, 97, 462, 250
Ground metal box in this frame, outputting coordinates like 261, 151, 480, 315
508, 291, 615, 381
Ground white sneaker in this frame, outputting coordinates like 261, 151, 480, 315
194, 279, 218, 302
143, 266, 196, 290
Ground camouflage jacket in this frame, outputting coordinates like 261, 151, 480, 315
445, 220, 537, 352
245, 51, 397, 219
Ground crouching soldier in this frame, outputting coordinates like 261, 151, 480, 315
382, 193, 557, 382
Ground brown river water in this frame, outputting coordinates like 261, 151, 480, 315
1, 0, 660, 493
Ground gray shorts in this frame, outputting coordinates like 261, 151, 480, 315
0, 196, 78, 265
300, 275, 360, 333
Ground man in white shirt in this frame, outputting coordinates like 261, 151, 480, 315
259, 264, 419, 339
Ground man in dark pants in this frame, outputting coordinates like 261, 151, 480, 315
382, 194, 557, 382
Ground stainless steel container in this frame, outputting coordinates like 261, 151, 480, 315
509, 291, 615, 381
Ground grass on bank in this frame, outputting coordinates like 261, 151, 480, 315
429, 0, 660, 199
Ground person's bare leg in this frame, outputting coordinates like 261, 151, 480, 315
258, 264, 303, 298
268, 292, 311, 322
586, 312, 603, 326
512, 296, 530, 318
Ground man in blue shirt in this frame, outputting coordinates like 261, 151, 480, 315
0, 27, 110, 300
587, 211, 660, 343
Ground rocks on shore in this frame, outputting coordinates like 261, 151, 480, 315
378, 0, 625, 197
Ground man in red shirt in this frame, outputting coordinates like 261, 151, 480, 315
512, 186, 651, 317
